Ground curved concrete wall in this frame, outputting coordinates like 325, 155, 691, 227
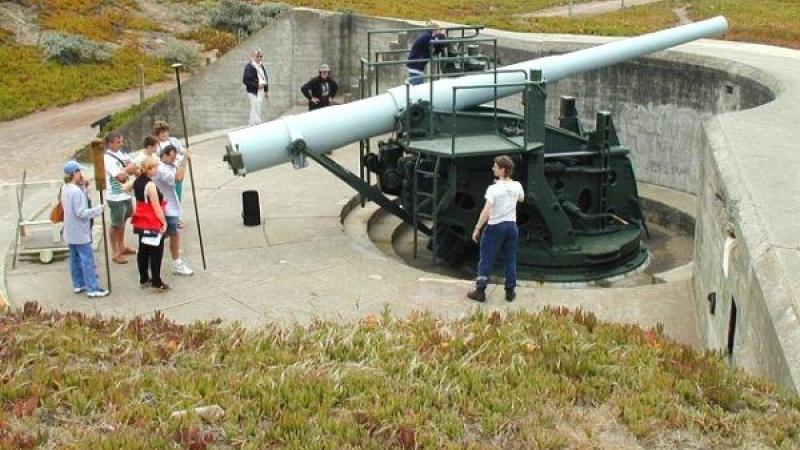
123, 8, 800, 391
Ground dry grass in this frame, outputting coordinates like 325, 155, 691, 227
1, 302, 798, 449
179, 27, 239, 54
281, 0, 800, 48
0, 26, 10, 42
689, 0, 800, 49
41, 4, 162, 42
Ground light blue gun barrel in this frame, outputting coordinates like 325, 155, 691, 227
226, 16, 727, 175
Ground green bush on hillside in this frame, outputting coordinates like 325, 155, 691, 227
208, 0, 288, 36
163, 40, 202, 68
39, 31, 111, 65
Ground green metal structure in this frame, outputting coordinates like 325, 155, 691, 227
297, 25, 649, 282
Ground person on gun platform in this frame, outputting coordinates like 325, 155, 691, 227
406, 22, 447, 85
300, 64, 339, 111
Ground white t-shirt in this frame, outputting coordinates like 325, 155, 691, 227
485, 179, 524, 225
104, 149, 132, 201
154, 163, 181, 217
252, 61, 267, 87
131, 149, 158, 170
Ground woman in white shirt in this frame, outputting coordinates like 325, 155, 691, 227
468, 155, 525, 303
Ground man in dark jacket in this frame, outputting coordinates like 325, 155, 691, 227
300, 64, 338, 111
406, 24, 446, 85
243, 49, 269, 126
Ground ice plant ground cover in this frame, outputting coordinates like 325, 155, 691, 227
0, 302, 798, 449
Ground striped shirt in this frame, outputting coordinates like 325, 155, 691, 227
104, 150, 131, 201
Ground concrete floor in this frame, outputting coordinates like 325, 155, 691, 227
4, 133, 700, 347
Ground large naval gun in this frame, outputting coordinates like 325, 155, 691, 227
224, 17, 727, 282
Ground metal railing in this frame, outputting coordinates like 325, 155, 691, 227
400, 69, 537, 158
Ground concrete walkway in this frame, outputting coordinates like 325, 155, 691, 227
3, 134, 700, 347
526, 0, 665, 18
0, 81, 176, 183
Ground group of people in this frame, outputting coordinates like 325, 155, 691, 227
242, 33, 524, 303
242, 19, 446, 125
61, 121, 194, 297
64, 27, 523, 301
243, 49, 339, 126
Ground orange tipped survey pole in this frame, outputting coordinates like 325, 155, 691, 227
91, 139, 112, 292
172, 63, 207, 270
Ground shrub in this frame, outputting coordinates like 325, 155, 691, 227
208, 0, 288, 36
39, 31, 111, 65
0, 27, 11, 44
179, 27, 238, 54
163, 40, 202, 68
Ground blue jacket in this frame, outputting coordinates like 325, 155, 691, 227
243, 63, 269, 95
407, 31, 445, 72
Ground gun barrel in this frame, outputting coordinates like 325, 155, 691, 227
227, 16, 727, 175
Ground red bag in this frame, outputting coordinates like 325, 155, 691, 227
50, 185, 64, 223
131, 200, 166, 232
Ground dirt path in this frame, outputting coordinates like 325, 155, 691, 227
525, 0, 665, 18
0, 81, 175, 183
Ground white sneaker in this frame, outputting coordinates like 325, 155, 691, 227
172, 259, 194, 276
87, 289, 109, 298
73, 287, 87, 294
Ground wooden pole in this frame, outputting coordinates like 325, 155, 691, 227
91, 139, 112, 292
11, 170, 27, 270
139, 64, 145, 104
172, 63, 207, 270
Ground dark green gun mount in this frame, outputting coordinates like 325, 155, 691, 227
364, 71, 649, 282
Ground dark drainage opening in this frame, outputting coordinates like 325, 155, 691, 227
727, 297, 737, 359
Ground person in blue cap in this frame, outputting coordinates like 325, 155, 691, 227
61, 161, 108, 297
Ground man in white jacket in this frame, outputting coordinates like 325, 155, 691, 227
242, 49, 269, 126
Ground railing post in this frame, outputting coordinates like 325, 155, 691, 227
138, 64, 145, 104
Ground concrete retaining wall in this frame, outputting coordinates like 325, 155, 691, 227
118, 8, 799, 391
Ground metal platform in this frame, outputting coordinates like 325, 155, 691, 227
410, 134, 542, 158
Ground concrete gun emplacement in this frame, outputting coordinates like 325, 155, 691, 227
224, 17, 728, 281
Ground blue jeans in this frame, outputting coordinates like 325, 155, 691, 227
476, 221, 519, 290
407, 69, 424, 85
68, 243, 100, 292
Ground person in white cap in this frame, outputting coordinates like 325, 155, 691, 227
61, 160, 108, 298
243, 49, 269, 126
300, 63, 338, 111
